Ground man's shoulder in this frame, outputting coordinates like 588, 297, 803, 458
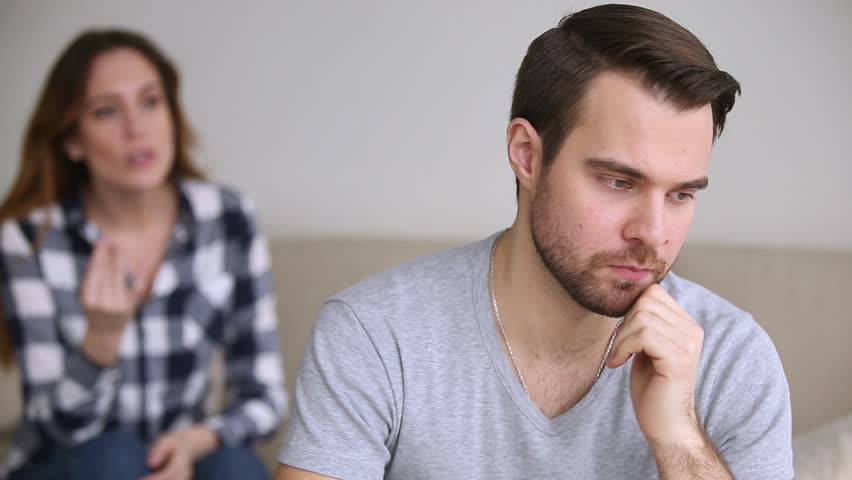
664, 272, 749, 320
329, 238, 488, 314
664, 272, 773, 351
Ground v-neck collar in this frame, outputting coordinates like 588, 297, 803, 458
471, 233, 621, 434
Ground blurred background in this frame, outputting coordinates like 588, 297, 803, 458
1, 0, 850, 249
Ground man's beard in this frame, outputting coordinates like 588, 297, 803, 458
530, 200, 670, 319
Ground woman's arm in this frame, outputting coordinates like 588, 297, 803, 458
204, 199, 286, 446
0, 220, 126, 446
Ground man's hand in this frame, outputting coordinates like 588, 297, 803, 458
607, 283, 704, 446
142, 426, 220, 480
607, 284, 731, 478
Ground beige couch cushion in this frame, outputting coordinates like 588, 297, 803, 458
672, 245, 852, 436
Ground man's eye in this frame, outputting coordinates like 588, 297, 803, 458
670, 191, 695, 202
604, 178, 632, 190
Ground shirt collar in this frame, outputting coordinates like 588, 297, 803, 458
59, 179, 200, 246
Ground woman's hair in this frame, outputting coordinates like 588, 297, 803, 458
0, 29, 205, 367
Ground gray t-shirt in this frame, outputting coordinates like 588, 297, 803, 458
279, 235, 793, 479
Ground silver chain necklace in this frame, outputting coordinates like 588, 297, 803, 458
488, 233, 624, 397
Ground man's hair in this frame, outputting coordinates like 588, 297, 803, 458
510, 3, 741, 191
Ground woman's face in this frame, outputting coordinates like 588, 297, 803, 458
66, 47, 175, 195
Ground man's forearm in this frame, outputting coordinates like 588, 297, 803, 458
653, 429, 734, 480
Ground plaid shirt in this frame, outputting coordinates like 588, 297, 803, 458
0, 180, 286, 476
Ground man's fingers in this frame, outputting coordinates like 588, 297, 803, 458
626, 295, 691, 340
638, 284, 694, 324
623, 285, 703, 346
608, 315, 691, 372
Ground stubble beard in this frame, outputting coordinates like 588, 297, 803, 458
530, 195, 670, 318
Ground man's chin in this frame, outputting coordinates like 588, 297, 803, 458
614, 277, 659, 293
577, 283, 645, 318
597, 298, 638, 318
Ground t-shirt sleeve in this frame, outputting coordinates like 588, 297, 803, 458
699, 315, 794, 480
278, 299, 398, 480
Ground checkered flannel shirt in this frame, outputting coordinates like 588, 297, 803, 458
0, 180, 286, 476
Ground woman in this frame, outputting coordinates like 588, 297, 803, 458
0, 29, 286, 480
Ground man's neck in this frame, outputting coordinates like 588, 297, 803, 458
494, 226, 619, 361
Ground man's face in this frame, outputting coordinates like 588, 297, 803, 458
530, 71, 714, 318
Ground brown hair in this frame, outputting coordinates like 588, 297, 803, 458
0, 29, 205, 367
510, 4, 741, 194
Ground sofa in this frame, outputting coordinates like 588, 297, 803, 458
1, 237, 851, 477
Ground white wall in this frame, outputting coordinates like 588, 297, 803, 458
1, 0, 850, 250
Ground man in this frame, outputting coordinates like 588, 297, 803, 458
277, 4, 792, 479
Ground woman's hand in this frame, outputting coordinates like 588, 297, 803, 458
143, 426, 220, 480
79, 238, 141, 366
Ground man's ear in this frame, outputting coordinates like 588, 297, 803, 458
507, 118, 544, 196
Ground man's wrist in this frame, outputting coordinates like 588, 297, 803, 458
648, 428, 707, 458
643, 406, 705, 452
649, 425, 733, 480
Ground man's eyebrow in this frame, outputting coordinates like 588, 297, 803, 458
675, 177, 709, 191
584, 157, 647, 181
585, 157, 709, 191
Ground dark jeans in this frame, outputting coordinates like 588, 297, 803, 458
10, 430, 270, 480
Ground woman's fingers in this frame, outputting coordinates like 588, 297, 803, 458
82, 238, 108, 308
81, 237, 138, 337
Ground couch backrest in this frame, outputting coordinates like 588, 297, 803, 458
1, 237, 849, 439
672, 244, 852, 435
270, 238, 852, 437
